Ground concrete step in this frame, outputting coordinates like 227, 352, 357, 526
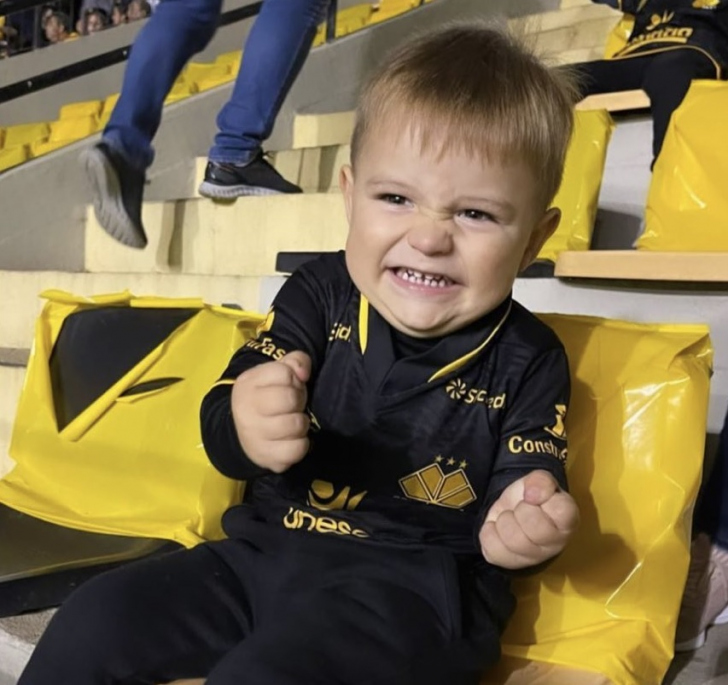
513, 3, 617, 34
518, 15, 617, 53
0, 354, 27, 479
0, 270, 264, 352
0, 609, 54, 684
85, 194, 348, 277
292, 111, 355, 149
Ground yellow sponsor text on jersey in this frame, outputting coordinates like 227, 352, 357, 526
508, 436, 567, 464
308, 480, 367, 511
329, 321, 352, 342
243, 335, 286, 360
283, 507, 369, 537
445, 378, 505, 408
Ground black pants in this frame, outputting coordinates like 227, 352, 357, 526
570, 49, 718, 160
18, 519, 507, 685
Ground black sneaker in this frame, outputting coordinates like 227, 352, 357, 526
198, 152, 303, 199
81, 142, 147, 249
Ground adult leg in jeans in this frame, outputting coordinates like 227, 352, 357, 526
198, 0, 330, 199
675, 407, 728, 651
83, 0, 329, 249
81, 0, 222, 249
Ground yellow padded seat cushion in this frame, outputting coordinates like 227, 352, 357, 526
59, 100, 102, 120
164, 82, 197, 104
0, 128, 4, 149
30, 139, 75, 158
183, 63, 231, 87
48, 116, 100, 142
370, 0, 419, 23
4, 122, 50, 148
0, 145, 29, 172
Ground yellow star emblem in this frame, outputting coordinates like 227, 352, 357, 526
446, 457, 456, 466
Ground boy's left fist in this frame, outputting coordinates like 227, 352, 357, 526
479, 470, 579, 570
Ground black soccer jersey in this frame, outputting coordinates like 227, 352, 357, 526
595, 0, 728, 75
201, 253, 570, 558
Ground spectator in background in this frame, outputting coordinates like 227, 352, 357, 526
572, 0, 728, 163
126, 0, 150, 21
111, 1, 126, 25
81, 8, 109, 34
44, 11, 75, 43
81, 0, 331, 249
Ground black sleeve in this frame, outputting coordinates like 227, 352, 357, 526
200, 264, 331, 480
478, 347, 571, 528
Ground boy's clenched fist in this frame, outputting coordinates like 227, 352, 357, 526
231, 350, 312, 473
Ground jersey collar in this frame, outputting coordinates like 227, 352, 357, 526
357, 294, 512, 394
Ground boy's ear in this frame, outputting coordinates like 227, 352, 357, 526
519, 207, 561, 272
340, 164, 354, 224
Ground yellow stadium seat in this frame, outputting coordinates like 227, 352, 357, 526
59, 100, 102, 120
0, 145, 29, 172
335, 3, 373, 36
101, 93, 120, 117
164, 81, 198, 105
196, 73, 236, 92
0, 128, 5, 150
183, 62, 231, 87
48, 116, 100, 143
4, 122, 50, 149
369, 0, 419, 23
215, 50, 242, 75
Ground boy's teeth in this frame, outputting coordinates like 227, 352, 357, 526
396, 268, 451, 287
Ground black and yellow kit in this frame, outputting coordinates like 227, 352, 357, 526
18, 253, 570, 685
201, 252, 569, 556
596, 0, 728, 74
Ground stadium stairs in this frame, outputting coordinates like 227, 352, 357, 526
2, 0, 728, 683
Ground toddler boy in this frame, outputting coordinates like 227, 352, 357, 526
19, 23, 579, 685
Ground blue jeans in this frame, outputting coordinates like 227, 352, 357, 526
103, 0, 331, 171
695, 407, 728, 550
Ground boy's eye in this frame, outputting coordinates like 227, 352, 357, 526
460, 209, 496, 223
378, 193, 409, 206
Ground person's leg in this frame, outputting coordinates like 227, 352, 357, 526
199, 0, 330, 199
641, 49, 718, 160
205, 541, 500, 685
675, 408, 728, 651
81, 0, 221, 248
569, 56, 648, 100
17, 542, 254, 685
105, 0, 222, 170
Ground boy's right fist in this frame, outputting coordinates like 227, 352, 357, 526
231, 350, 312, 473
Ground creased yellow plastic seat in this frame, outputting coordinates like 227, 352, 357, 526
0, 128, 5, 149
485, 315, 712, 685
639, 80, 728, 252
49, 115, 99, 142
538, 108, 614, 262
0, 292, 264, 547
0, 145, 29, 172
59, 99, 102, 120
4, 122, 50, 149
215, 50, 242, 75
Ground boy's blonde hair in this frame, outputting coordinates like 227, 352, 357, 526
351, 23, 577, 210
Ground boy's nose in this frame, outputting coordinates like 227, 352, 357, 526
406, 212, 454, 255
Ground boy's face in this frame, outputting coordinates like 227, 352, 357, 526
45, 17, 64, 42
341, 123, 560, 338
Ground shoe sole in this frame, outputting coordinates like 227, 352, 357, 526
675, 603, 728, 652
81, 147, 148, 249
198, 181, 287, 200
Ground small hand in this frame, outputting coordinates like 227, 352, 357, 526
479, 470, 579, 569
231, 350, 312, 473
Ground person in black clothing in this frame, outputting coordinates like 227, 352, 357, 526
572, 0, 728, 160
18, 25, 580, 685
